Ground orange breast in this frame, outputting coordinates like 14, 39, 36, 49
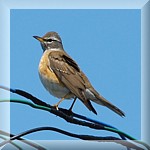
38, 50, 61, 84
38, 50, 74, 99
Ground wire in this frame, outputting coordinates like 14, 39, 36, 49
1, 85, 149, 150
0, 99, 134, 140
0, 85, 134, 140
59, 107, 127, 140
0, 130, 46, 150
0, 126, 144, 150
0, 135, 22, 150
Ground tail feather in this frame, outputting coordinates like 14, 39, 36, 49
86, 99, 97, 115
95, 95, 125, 117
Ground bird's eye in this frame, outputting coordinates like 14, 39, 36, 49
46, 39, 53, 42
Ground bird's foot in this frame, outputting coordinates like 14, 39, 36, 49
68, 107, 73, 113
53, 104, 59, 110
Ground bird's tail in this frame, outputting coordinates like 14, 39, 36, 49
94, 95, 125, 117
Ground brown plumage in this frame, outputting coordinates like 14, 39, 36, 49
33, 32, 125, 117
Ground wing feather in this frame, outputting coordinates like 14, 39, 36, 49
48, 51, 97, 114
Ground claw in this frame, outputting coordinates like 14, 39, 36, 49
53, 104, 59, 110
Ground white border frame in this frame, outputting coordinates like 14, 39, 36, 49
0, 0, 149, 147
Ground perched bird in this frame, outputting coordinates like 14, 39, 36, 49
33, 32, 125, 117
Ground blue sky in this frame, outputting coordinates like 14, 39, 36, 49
10, 9, 141, 140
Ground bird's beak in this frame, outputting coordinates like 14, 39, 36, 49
33, 36, 44, 42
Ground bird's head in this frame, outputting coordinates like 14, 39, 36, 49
33, 31, 63, 52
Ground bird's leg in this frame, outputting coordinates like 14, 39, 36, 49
53, 97, 65, 110
53, 93, 70, 110
69, 97, 77, 112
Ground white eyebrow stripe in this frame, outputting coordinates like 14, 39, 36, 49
47, 48, 63, 51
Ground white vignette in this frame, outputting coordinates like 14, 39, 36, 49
0, 0, 149, 148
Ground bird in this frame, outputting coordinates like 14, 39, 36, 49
33, 31, 125, 117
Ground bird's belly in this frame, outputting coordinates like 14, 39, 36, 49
38, 67, 73, 99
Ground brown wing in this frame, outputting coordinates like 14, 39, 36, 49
48, 50, 97, 114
